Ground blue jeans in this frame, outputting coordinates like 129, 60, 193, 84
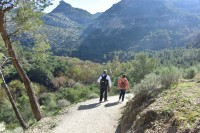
119, 90, 126, 101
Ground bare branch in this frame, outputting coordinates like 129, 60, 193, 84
0, 56, 12, 67
8, 28, 20, 36
3, 5, 14, 13
0, 0, 15, 12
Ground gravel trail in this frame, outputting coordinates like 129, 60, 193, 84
26, 94, 133, 133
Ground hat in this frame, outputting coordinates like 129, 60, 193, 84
103, 70, 107, 74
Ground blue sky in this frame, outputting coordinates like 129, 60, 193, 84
44, 0, 121, 14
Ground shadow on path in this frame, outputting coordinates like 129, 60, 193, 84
104, 102, 119, 108
78, 103, 101, 110
115, 123, 121, 133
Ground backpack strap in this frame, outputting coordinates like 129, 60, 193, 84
102, 74, 107, 79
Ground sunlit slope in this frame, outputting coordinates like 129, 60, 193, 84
77, 0, 200, 61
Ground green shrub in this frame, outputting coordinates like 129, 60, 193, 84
0, 100, 17, 126
58, 85, 99, 103
64, 87, 91, 103
0, 95, 36, 129
8, 80, 26, 99
88, 93, 99, 99
158, 66, 181, 87
41, 93, 58, 110
128, 53, 158, 84
39, 93, 61, 116
133, 73, 160, 94
57, 99, 70, 108
16, 95, 34, 123
0, 89, 6, 102
27, 66, 53, 86
64, 89, 80, 103
194, 73, 200, 83
184, 67, 197, 79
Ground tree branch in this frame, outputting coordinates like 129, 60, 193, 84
0, 56, 12, 67
8, 28, 20, 36
3, 5, 14, 13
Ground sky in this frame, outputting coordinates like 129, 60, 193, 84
44, 0, 121, 14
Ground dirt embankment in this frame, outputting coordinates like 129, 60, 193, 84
120, 82, 200, 133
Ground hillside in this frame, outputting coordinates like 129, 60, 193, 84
40, 1, 99, 56
39, 0, 200, 62
119, 80, 200, 132
77, 0, 200, 61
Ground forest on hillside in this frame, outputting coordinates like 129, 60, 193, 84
1, 0, 200, 132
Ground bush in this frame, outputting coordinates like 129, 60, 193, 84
0, 89, 6, 102
51, 76, 67, 90
194, 73, 200, 83
27, 66, 53, 86
63, 88, 79, 103
57, 99, 70, 108
0, 100, 17, 126
58, 85, 99, 103
133, 73, 160, 94
17, 95, 34, 123
158, 66, 181, 87
39, 93, 60, 116
32, 83, 47, 94
64, 87, 90, 103
184, 67, 197, 79
8, 80, 25, 100
88, 93, 99, 99
40, 93, 57, 109
128, 53, 158, 84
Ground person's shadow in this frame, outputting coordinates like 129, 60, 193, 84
78, 102, 101, 110
104, 102, 119, 107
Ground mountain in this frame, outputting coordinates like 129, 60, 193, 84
76, 0, 200, 62
49, 1, 97, 26
41, 1, 98, 56
172, 0, 200, 15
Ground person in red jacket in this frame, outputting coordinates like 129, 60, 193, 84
117, 74, 129, 102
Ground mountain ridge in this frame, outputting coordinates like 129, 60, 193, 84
40, 1, 99, 56
50, 1, 96, 26
76, 0, 200, 61
40, 0, 200, 62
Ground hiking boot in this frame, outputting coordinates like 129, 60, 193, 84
104, 100, 108, 102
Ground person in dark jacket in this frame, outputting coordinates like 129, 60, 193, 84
97, 70, 112, 103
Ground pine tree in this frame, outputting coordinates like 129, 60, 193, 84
0, 0, 52, 121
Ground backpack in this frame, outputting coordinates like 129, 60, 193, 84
100, 75, 108, 88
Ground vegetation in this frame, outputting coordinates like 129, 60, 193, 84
0, 0, 53, 122
118, 50, 200, 132
1, 0, 200, 132
2, 44, 200, 131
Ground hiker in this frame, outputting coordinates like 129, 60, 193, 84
118, 74, 129, 102
97, 70, 112, 103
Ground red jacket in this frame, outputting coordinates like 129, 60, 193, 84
118, 78, 129, 90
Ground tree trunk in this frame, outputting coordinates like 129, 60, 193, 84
0, 12, 42, 121
0, 69, 29, 129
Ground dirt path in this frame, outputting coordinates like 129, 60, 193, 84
26, 94, 133, 133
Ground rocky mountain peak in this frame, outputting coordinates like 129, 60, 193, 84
51, 1, 72, 13
50, 1, 96, 25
